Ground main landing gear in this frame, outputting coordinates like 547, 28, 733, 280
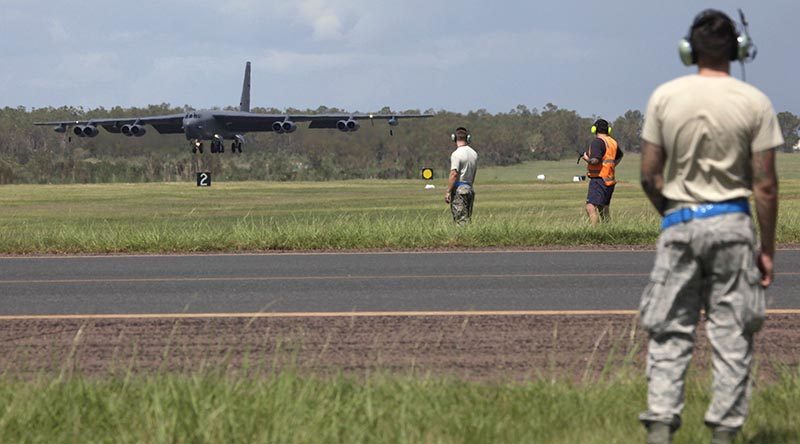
191, 139, 242, 154
210, 139, 225, 153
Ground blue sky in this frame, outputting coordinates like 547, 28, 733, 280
1, 0, 797, 118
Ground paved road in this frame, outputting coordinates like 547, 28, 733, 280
1, 250, 798, 316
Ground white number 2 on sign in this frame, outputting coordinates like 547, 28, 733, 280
196, 172, 211, 187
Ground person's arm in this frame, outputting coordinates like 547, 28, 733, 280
614, 147, 624, 166
640, 140, 667, 216
581, 139, 604, 165
445, 169, 458, 203
751, 148, 778, 288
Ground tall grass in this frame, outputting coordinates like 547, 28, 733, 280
0, 210, 663, 254
0, 369, 797, 443
1, 316, 797, 443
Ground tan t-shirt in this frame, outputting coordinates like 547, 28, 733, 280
642, 74, 783, 205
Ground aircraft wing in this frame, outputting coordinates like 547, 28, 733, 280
306, 113, 434, 129
213, 112, 433, 132
34, 114, 185, 134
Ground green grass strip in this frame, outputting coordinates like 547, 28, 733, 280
0, 370, 797, 443
2, 153, 800, 254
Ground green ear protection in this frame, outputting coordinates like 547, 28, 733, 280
591, 121, 612, 136
678, 9, 755, 66
451, 128, 472, 143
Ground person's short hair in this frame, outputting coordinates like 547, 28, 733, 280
593, 119, 609, 135
454, 127, 470, 143
690, 9, 738, 64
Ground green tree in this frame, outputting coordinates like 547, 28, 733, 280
777, 111, 800, 152
612, 110, 644, 153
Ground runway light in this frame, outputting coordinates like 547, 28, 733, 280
421, 168, 434, 180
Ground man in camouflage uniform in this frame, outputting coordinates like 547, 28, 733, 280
445, 127, 478, 224
638, 9, 782, 444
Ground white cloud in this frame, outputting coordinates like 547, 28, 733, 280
212, 0, 361, 42
295, 0, 345, 40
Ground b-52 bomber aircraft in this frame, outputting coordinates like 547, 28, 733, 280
35, 62, 432, 154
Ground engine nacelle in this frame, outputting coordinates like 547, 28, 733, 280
281, 120, 297, 133
337, 119, 359, 132
388, 116, 399, 126
82, 125, 99, 137
54, 124, 67, 133
272, 120, 297, 134
130, 125, 146, 137
73, 125, 98, 137
121, 124, 133, 136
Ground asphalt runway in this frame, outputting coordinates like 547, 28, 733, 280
1, 250, 798, 317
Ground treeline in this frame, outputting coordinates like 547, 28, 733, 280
0, 104, 797, 184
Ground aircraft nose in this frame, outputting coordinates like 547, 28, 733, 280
183, 119, 198, 136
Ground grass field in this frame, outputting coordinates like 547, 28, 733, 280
2, 155, 798, 442
1, 153, 799, 254
0, 370, 797, 443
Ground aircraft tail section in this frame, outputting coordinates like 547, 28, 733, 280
239, 61, 251, 112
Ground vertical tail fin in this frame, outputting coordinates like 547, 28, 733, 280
239, 61, 251, 112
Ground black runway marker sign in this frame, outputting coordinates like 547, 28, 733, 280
196, 172, 211, 187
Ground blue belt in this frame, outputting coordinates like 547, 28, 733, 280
661, 198, 750, 230
455, 181, 472, 188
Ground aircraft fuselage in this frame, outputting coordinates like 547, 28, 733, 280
182, 111, 234, 141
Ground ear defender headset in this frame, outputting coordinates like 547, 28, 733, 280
451, 127, 472, 143
678, 9, 756, 66
590, 119, 612, 136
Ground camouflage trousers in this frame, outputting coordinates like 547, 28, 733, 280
450, 184, 475, 224
638, 212, 764, 432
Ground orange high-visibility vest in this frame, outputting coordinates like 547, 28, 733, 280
586, 134, 618, 186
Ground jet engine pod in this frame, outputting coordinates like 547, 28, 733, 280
121, 124, 132, 136
281, 120, 297, 133
82, 125, 99, 137
337, 119, 360, 132
130, 125, 146, 137
271, 121, 285, 134
388, 116, 399, 126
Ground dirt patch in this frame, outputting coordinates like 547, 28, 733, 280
1, 314, 798, 381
